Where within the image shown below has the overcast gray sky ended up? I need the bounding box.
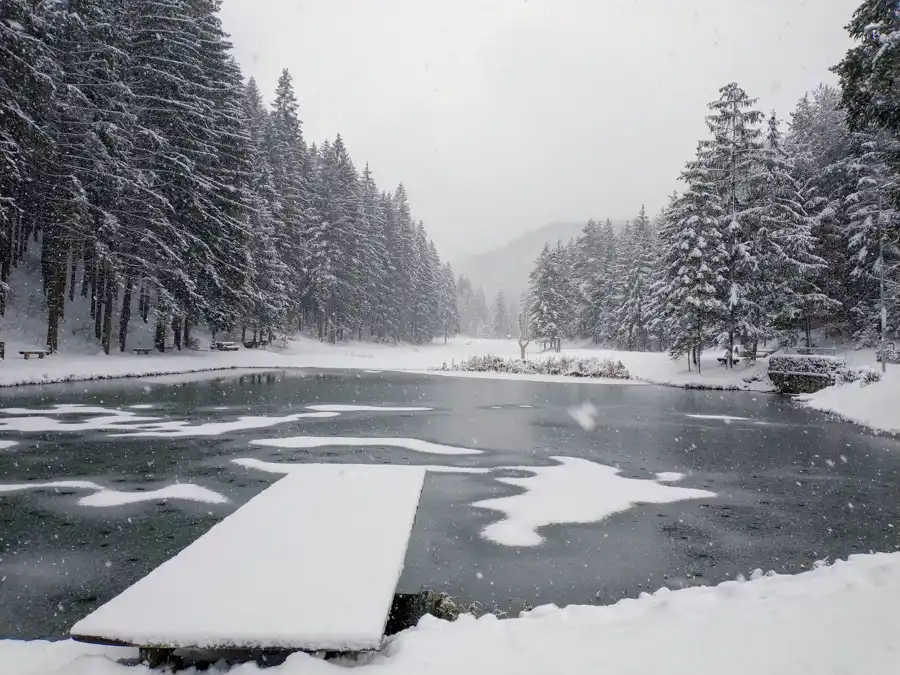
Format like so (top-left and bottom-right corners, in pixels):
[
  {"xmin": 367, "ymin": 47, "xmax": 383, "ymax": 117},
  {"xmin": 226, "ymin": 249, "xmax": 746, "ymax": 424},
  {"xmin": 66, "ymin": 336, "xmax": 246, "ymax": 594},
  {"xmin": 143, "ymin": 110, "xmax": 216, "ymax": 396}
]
[{"xmin": 220, "ymin": 0, "xmax": 859, "ymax": 261}]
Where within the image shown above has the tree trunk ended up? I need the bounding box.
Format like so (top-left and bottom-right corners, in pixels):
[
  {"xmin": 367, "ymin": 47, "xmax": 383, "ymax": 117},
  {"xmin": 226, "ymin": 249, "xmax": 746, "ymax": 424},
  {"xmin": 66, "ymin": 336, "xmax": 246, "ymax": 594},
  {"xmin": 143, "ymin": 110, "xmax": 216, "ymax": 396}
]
[
  {"xmin": 119, "ymin": 276, "xmax": 133, "ymax": 352},
  {"xmin": 172, "ymin": 317, "xmax": 182, "ymax": 350},
  {"xmin": 45, "ymin": 269, "xmax": 65, "ymax": 354},
  {"xmin": 102, "ymin": 272, "xmax": 114, "ymax": 355},
  {"xmin": 68, "ymin": 247, "xmax": 77, "ymax": 303},
  {"xmin": 154, "ymin": 319, "xmax": 166, "ymax": 352},
  {"xmin": 241, "ymin": 325, "xmax": 247, "ymax": 342},
  {"xmin": 727, "ymin": 329, "xmax": 734, "ymax": 369},
  {"xmin": 94, "ymin": 265, "xmax": 104, "ymax": 340},
  {"xmin": 183, "ymin": 317, "xmax": 191, "ymax": 348}
]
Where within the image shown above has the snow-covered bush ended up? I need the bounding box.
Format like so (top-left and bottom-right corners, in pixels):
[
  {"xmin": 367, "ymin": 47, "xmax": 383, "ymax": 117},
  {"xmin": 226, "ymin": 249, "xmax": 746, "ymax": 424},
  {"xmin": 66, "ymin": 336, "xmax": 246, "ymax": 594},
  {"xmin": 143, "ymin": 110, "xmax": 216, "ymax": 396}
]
[
  {"xmin": 834, "ymin": 365, "xmax": 883, "ymax": 387},
  {"xmin": 768, "ymin": 354, "xmax": 844, "ymax": 377},
  {"xmin": 442, "ymin": 355, "xmax": 631, "ymax": 380}
]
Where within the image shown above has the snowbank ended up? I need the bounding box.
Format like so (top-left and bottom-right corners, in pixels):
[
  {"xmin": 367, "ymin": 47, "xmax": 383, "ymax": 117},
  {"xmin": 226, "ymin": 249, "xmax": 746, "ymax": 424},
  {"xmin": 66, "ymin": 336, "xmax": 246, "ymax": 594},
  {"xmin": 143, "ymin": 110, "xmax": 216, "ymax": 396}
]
[
  {"xmin": 4, "ymin": 551, "xmax": 900, "ymax": 674},
  {"xmin": 798, "ymin": 368, "xmax": 900, "ymax": 435}
]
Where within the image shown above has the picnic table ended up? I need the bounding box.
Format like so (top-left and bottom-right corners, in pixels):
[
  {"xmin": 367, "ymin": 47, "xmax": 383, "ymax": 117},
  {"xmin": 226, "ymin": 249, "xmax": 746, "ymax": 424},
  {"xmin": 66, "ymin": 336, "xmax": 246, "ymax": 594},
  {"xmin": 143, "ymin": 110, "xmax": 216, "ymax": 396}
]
[
  {"xmin": 213, "ymin": 341, "xmax": 240, "ymax": 352},
  {"xmin": 70, "ymin": 464, "xmax": 426, "ymax": 668},
  {"xmin": 133, "ymin": 348, "xmax": 152, "ymax": 355},
  {"xmin": 716, "ymin": 354, "xmax": 741, "ymax": 366},
  {"xmin": 19, "ymin": 349, "xmax": 47, "ymax": 360}
]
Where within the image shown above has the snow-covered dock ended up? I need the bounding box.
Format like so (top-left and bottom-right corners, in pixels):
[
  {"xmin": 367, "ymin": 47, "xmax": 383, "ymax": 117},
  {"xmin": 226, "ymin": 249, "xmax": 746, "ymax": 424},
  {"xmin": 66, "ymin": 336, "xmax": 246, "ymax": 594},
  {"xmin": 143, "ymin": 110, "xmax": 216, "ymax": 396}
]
[{"xmin": 70, "ymin": 465, "xmax": 426, "ymax": 657}]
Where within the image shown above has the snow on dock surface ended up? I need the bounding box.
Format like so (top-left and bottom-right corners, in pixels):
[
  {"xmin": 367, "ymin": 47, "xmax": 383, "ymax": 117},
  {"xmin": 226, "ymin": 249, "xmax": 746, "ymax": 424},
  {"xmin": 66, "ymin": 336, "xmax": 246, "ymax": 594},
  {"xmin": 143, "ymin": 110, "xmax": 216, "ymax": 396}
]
[
  {"xmin": 70, "ymin": 465, "xmax": 426, "ymax": 651},
  {"xmin": 7, "ymin": 551, "xmax": 900, "ymax": 674}
]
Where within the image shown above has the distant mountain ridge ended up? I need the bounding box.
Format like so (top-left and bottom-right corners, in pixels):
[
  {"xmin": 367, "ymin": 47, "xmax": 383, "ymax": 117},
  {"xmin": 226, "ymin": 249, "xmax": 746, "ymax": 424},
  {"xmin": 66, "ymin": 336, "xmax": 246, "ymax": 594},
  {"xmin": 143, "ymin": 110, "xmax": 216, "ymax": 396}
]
[{"xmin": 452, "ymin": 220, "xmax": 605, "ymax": 301}]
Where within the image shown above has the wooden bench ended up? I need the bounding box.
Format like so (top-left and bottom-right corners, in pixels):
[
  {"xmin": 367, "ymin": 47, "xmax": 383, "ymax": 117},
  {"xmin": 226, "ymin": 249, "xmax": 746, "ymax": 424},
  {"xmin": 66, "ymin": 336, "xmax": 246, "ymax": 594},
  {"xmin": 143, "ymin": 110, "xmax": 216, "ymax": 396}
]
[
  {"xmin": 133, "ymin": 348, "xmax": 153, "ymax": 356},
  {"xmin": 70, "ymin": 464, "xmax": 426, "ymax": 665},
  {"xmin": 213, "ymin": 341, "xmax": 240, "ymax": 352},
  {"xmin": 19, "ymin": 350, "xmax": 47, "ymax": 360}
]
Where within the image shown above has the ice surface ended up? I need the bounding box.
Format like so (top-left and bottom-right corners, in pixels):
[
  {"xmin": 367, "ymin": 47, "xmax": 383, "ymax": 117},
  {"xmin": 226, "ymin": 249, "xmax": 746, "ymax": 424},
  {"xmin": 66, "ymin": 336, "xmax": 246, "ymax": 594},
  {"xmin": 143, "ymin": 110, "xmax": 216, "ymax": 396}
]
[
  {"xmin": 306, "ymin": 404, "xmax": 432, "ymax": 412},
  {"xmin": 111, "ymin": 412, "xmax": 338, "ymax": 438},
  {"xmin": 0, "ymin": 480, "xmax": 228, "ymax": 507},
  {"xmin": 233, "ymin": 457, "xmax": 491, "ymax": 475},
  {"xmin": 250, "ymin": 436, "xmax": 482, "ymax": 456},
  {"xmin": 473, "ymin": 457, "xmax": 715, "ymax": 546},
  {"xmin": 70, "ymin": 465, "xmax": 425, "ymax": 651}
]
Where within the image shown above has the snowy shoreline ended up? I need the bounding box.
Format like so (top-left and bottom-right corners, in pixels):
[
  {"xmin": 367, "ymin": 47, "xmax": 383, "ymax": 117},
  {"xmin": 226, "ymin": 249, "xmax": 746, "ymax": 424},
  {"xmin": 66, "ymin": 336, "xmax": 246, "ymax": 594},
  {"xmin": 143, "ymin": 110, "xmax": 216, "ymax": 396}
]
[
  {"xmin": 0, "ymin": 336, "xmax": 894, "ymax": 437},
  {"xmin": 4, "ymin": 550, "xmax": 899, "ymax": 675}
]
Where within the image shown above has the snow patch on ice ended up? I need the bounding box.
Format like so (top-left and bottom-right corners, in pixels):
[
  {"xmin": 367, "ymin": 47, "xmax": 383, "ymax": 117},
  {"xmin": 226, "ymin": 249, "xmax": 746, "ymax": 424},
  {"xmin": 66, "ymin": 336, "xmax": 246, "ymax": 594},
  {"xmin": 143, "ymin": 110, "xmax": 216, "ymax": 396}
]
[
  {"xmin": 233, "ymin": 457, "xmax": 491, "ymax": 475},
  {"xmin": 0, "ymin": 440, "xmax": 18, "ymax": 450},
  {"xmin": 0, "ymin": 480, "xmax": 228, "ymax": 507},
  {"xmin": 306, "ymin": 404, "xmax": 432, "ymax": 413},
  {"xmin": 79, "ymin": 484, "xmax": 229, "ymax": 507},
  {"xmin": 473, "ymin": 457, "xmax": 715, "ymax": 547},
  {"xmin": 685, "ymin": 414, "xmax": 752, "ymax": 422},
  {"xmin": 112, "ymin": 412, "xmax": 338, "ymax": 438},
  {"xmin": 654, "ymin": 472, "xmax": 685, "ymax": 482},
  {"xmin": 0, "ymin": 412, "xmax": 158, "ymax": 433},
  {"xmin": 129, "ymin": 404, "xmax": 156, "ymax": 410},
  {"xmin": 250, "ymin": 436, "xmax": 482, "ymax": 456}
]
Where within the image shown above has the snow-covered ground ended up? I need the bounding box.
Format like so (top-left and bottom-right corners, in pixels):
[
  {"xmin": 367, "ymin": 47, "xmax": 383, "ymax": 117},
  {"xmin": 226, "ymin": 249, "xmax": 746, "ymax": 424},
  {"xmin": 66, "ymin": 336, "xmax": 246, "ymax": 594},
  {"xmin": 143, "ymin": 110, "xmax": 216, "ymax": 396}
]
[
  {"xmin": 4, "ymin": 550, "xmax": 899, "ymax": 675},
  {"xmin": 798, "ymin": 368, "xmax": 900, "ymax": 435}
]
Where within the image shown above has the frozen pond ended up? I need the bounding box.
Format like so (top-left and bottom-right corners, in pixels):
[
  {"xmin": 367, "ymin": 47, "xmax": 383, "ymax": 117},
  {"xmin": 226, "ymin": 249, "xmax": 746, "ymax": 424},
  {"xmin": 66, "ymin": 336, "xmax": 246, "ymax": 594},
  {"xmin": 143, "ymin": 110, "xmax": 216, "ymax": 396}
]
[{"xmin": 1, "ymin": 368, "xmax": 899, "ymax": 638}]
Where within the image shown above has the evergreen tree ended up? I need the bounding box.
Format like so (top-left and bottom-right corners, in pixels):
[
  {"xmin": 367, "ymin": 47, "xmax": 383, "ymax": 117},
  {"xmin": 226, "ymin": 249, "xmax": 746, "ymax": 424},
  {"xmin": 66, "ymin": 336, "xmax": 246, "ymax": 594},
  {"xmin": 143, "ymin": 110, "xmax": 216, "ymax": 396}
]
[
  {"xmin": 616, "ymin": 206, "xmax": 656, "ymax": 350},
  {"xmin": 491, "ymin": 291, "xmax": 510, "ymax": 337},
  {"xmin": 655, "ymin": 148, "xmax": 728, "ymax": 372},
  {"xmin": 844, "ymin": 129, "xmax": 900, "ymax": 345},
  {"xmin": 701, "ymin": 82, "xmax": 764, "ymax": 363},
  {"xmin": 268, "ymin": 69, "xmax": 311, "ymax": 326},
  {"xmin": 833, "ymin": 1, "xmax": 900, "ymax": 137},
  {"xmin": 438, "ymin": 263, "xmax": 459, "ymax": 342}
]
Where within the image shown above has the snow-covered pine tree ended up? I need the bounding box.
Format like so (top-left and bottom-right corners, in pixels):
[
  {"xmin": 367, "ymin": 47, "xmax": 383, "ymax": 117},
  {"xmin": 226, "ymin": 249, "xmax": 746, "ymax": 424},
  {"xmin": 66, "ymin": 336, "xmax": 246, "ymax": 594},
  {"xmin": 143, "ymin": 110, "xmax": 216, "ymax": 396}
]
[
  {"xmin": 191, "ymin": 2, "xmax": 255, "ymax": 338},
  {"xmin": 125, "ymin": 0, "xmax": 234, "ymax": 349},
  {"xmin": 528, "ymin": 243, "xmax": 570, "ymax": 350},
  {"xmin": 491, "ymin": 291, "xmax": 510, "ymax": 338},
  {"xmin": 834, "ymin": 0, "xmax": 900, "ymax": 138},
  {"xmin": 754, "ymin": 112, "xmax": 832, "ymax": 348},
  {"xmin": 786, "ymin": 85, "xmax": 855, "ymax": 336},
  {"xmin": 656, "ymin": 148, "xmax": 728, "ymax": 372},
  {"xmin": 438, "ymin": 263, "xmax": 459, "ymax": 343},
  {"xmin": 268, "ymin": 69, "xmax": 312, "ymax": 327},
  {"xmin": 392, "ymin": 184, "xmax": 418, "ymax": 341},
  {"xmin": 241, "ymin": 77, "xmax": 291, "ymax": 339},
  {"xmin": 0, "ymin": 2, "xmax": 58, "ymax": 312},
  {"xmin": 411, "ymin": 222, "xmax": 438, "ymax": 343},
  {"xmin": 701, "ymin": 82, "xmax": 764, "ymax": 364},
  {"xmin": 844, "ymin": 128, "xmax": 900, "ymax": 346},
  {"xmin": 615, "ymin": 206, "xmax": 656, "ymax": 351},
  {"xmin": 357, "ymin": 164, "xmax": 390, "ymax": 337}
]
